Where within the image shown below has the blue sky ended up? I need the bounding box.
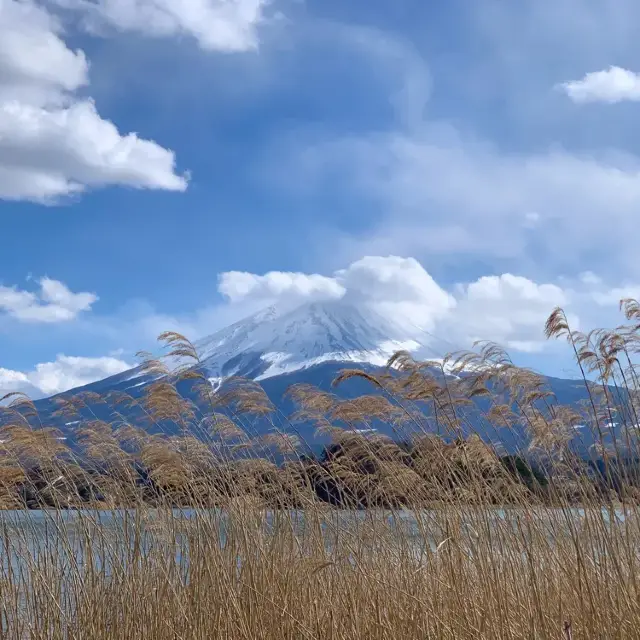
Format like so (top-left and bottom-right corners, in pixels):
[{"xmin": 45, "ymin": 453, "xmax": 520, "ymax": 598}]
[{"xmin": 3, "ymin": 0, "xmax": 640, "ymax": 396}]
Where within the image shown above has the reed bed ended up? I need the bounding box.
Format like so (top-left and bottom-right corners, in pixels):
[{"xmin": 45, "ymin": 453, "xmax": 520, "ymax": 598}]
[{"xmin": 0, "ymin": 303, "xmax": 640, "ymax": 637}]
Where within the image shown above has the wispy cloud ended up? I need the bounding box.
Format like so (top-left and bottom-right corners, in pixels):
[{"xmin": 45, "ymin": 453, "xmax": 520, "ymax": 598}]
[
  {"xmin": 278, "ymin": 122, "xmax": 640, "ymax": 279},
  {"xmin": 262, "ymin": 15, "xmax": 640, "ymax": 281},
  {"xmin": 51, "ymin": 0, "xmax": 271, "ymax": 52}
]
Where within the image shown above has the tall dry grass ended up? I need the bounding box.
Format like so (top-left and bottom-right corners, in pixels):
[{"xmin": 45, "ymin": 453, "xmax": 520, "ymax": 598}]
[{"xmin": 0, "ymin": 304, "xmax": 640, "ymax": 637}]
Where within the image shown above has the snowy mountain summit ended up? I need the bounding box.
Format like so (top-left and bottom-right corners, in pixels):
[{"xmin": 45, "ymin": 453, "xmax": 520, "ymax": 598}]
[
  {"xmin": 6, "ymin": 298, "xmax": 606, "ymax": 457},
  {"xmin": 193, "ymin": 301, "xmax": 432, "ymax": 381}
]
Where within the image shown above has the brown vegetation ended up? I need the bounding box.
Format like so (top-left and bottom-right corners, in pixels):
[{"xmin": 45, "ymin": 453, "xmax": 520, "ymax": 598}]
[{"xmin": 0, "ymin": 303, "xmax": 640, "ymax": 637}]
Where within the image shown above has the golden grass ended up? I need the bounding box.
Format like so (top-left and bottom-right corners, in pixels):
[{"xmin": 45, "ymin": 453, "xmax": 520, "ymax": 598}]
[
  {"xmin": 0, "ymin": 505, "xmax": 637, "ymax": 638},
  {"xmin": 1, "ymin": 303, "xmax": 640, "ymax": 637}
]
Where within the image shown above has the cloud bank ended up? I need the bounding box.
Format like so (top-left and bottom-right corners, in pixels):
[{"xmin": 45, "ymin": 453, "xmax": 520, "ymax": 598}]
[
  {"xmin": 218, "ymin": 256, "xmax": 583, "ymax": 354},
  {"xmin": 285, "ymin": 123, "xmax": 640, "ymax": 280},
  {"xmin": 4, "ymin": 256, "xmax": 637, "ymax": 397}
]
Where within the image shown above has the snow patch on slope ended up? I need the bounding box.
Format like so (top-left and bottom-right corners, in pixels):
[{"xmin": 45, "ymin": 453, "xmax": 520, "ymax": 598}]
[
  {"xmin": 194, "ymin": 301, "xmax": 434, "ymax": 381},
  {"xmin": 254, "ymin": 339, "xmax": 422, "ymax": 380}
]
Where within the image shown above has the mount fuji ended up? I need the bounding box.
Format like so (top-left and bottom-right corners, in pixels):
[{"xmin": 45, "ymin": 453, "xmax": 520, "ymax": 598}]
[
  {"xmin": 0, "ymin": 300, "xmax": 611, "ymax": 454},
  {"xmin": 192, "ymin": 300, "xmax": 436, "ymax": 382}
]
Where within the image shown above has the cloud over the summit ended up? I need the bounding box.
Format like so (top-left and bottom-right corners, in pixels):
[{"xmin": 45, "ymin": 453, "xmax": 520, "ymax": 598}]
[
  {"xmin": 218, "ymin": 270, "xmax": 346, "ymax": 303},
  {"xmin": 217, "ymin": 256, "xmax": 579, "ymax": 352},
  {"xmin": 336, "ymin": 256, "xmax": 452, "ymax": 306}
]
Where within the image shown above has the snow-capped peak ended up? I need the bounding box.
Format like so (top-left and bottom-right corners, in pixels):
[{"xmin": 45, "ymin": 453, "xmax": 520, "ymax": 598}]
[{"xmin": 194, "ymin": 300, "xmax": 433, "ymax": 380}]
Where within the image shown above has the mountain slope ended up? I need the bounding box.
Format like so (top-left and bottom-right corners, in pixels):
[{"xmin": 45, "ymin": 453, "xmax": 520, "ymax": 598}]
[
  {"xmin": 193, "ymin": 301, "xmax": 432, "ymax": 381},
  {"xmin": 0, "ymin": 300, "xmax": 617, "ymax": 456}
]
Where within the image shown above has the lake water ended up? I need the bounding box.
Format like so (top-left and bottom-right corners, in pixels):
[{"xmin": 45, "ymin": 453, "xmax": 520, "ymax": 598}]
[
  {"xmin": 0, "ymin": 506, "xmax": 635, "ymax": 635},
  {"xmin": 0, "ymin": 505, "xmax": 632, "ymax": 572}
]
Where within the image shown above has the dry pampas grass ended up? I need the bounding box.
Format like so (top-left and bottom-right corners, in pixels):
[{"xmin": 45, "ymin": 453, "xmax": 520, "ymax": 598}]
[{"xmin": 2, "ymin": 304, "xmax": 640, "ymax": 636}]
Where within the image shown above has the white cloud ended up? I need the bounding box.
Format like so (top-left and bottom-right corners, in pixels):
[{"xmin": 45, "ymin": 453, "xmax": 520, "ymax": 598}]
[
  {"xmin": 0, "ymin": 0, "xmax": 187, "ymax": 202},
  {"xmin": 51, "ymin": 0, "xmax": 269, "ymax": 52},
  {"xmin": 0, "ymin": 354, "xmax": 131, "ymax": 399},
  {"xmin": 453, "ymin": 274, "xmax": 570, "ymax": 352},
  {"xmin": 0, "ymin": 0, "xmax": 88, "ymax": 105},
  {"xmin": 217, "ymin": 256, "xmax": 572, "ymax": 352},
  {"xmin": 463, "ymin": 274, "xmax": 566, "ymax": 305},
  {"xmin": 5, "ymin": 259, "xmax": 630, "ymax": 396},
  {"xmin": 262, "ymin": 16, "xmax": 640, "ymax": 282},
  {"xmin": 219, "ymin": 256, "xmax": 457, "ymax": 332},
  {"xmin": 0, "ymin": 368, "xmax": 34, "ymax": 398},
  {"xmin": 0, "ymin": 277, "xmax": 96, "ymax": 323},
  {"xmin": 465, "ymin": 1, "xmax": 640, "ymax": 117},
  {"xmin": 337, "ymin": 256, "xmax": 456, "ymax": 333},
  {"xmin": 0, "ymin": 99, "xmax": 187, "ymax": 200},
  {"xmin": 289, "ymin": 126, "xmax": 640, "ymax": 278},
  {"xmin": 218, "ymin": 270, "xmax": 346, "ymax": 303},
  {"xmin": 218, "ymin": 256, "xmax": 456, "ymax": 333},
  {"xmin": 560, "ymin": 67, "xmax": 640, "ymax": 104},
  {"xmin": 27, "ymin": 354, "xmax": 131, "ymax": 395},
  {"xmin": 337, "ymin": 256, "xmax": 449, "ymax": 305},
  {"xmin": 579, "ymin": 271, "xmax": 602, "ymax": 286},
  {"xmin": 590, "ymin": 285, "xmax": 640, "ymax": 307}
]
